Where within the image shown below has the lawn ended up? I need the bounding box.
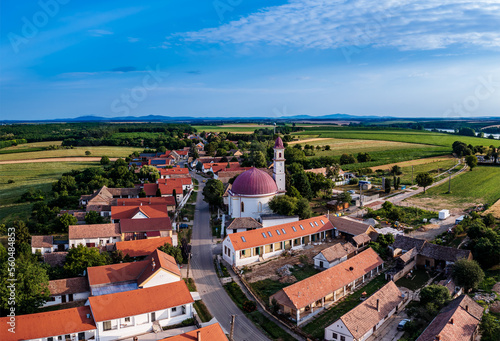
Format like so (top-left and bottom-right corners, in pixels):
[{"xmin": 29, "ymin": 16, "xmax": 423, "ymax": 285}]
[
  {"xmin": 301, "ymin": 274, "xmax": 388, "ymax": 340},
  {"xmin": 193, "ymin": 300, "xmax": 212, "ymax": 323},
  {"xmin": 0, "ymin": 161, "xmax": 99, "ymax": 223},
  {"xmin": 0, "ymin": 145, "xmax": 142, "ymax": 161},
  {"xmin": 415, "ymin": 166, "xmax": 500, "ymax": 207},
  {"xmin": 295, "ymin": 128, "xmax": 494, "ymax": 147},
  {"xmin": 395, "ymin": 268, "xmax": 430, "ymax": 291}
]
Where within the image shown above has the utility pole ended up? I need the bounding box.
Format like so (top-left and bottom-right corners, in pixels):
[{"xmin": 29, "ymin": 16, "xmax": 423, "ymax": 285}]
[
  {"xmin": 229, "ymin": 315, "xmax": 236, "ymax": 341},
  {"xmin": 448, "ymin": 171, "xmax": 452, "ymax": 194}
]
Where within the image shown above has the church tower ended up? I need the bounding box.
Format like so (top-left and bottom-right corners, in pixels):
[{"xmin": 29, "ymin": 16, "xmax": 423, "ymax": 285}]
[{"xmin": 273, "ymin": 137, "xmax": 286, "ymax": 193}]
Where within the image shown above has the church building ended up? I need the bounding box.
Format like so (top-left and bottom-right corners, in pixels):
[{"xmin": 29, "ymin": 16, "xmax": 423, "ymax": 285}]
[{"xmin": 227, "ymin": 137, "xmax": 286, "ymax": 220}]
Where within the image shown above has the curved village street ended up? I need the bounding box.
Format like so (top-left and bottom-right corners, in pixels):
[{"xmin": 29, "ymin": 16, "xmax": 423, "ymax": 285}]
[{"xmin": 189, "ymin": 172, "xmax": 271, "ymax": 341}]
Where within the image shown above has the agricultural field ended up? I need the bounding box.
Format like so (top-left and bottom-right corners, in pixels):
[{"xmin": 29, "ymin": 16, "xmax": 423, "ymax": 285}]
[
  {"xmin": 405, "ymin": 166, "xmax": 500, "ymax": 211},
  {"xmin": 192, "ymin": 124, "xmax": 275, "ymax": 133},
  {"xmin": 0, "ymin": 145, "xmax": 142, "ymax": 161},
  {"xmin": 294, "ymin": 128, "xmax": 497, "ymax": 147},
  {"xmin": 0, "ymin": 161, "xmax": 99, "ymax": 223}
]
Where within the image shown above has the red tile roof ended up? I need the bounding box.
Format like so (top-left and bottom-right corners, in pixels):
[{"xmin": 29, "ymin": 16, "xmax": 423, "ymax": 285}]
[
  {"xmin": 116, "ymin": 197, "xmax": 176, "ymax": 207},
  {"xmin": 143, "ymin": 183, "xmax": 159, "ymax": 196},
  {"xmin": 271, "ymin": 248, "xmax": 383, "ymax": 310},
  {"xmin": 227, "ymin": 215, "xmax": 333, "ymax": 251},
  {"xmin": 160, "ymin": 167, "xmax": 189, "ymax": 175},
  {"xmin": 161, "ymin": 323, "xmax": 228, "ymax": 341},
  {"xmin": 338, "ymin": 281, "xmax": 403, "ymax": 339},
  {"xmin": 0, "ymin": 306, "xmax": 96, "ymax": 341},
  {"xmin": 48, "ymin": 277, "xmax": 90, "ymax": 295},
  {"xmin": 115, "ymin": 237, "xmax": 173, "ymax": 257},
  {"xmin": 318, "ymin": 242, "xmax": 357, "ymax": 263},
  {"xmin": 31, "ymin": 235, "xmax": 53, "ymax": 248},
  {"xmin": 68, "ymin": 223, "xmax": 120, "ymax": 240},
  {"xmin": 120, "ymin": 217, "xmax": 172, "ymax": 233},
  {"xmin": 159, "ymin": 183, "xmax": 184, "ymax": 196},
  {"xmin": 137, "ymin": 249, "xmax": 181, "ymax": 285},
  {"xmin": 111, "ymin": 205, "xmax": 170, "ymax": 219},
  {"xmin": 88, "ymin": 281, "xmax": 193, "ymax": 322}
]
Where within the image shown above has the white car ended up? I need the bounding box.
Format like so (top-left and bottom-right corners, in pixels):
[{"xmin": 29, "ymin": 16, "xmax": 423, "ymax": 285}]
[{"xmin": 398, "ymin": 319, "xmax": 410, "ymax": 331}]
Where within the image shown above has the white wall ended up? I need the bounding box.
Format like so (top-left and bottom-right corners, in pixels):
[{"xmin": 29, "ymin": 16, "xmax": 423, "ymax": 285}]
[
  {"xmin": 313, "ymin": 254, "xmax": 348, "ymax": 269},
  {"xmin": 141, "ymin": 269, "xmax": 181, "ymax": 288},
  {"xmin": 32, "ymin": 246, "xmax": 55, "ymax": 255},
  {"xmin": 261, "ymin": 216, "xmax": 299, "ymax": 228},
  {"xmin": 42, "ymin": 291, "xmax": 90, "ymax": 308},
  {"xmin": 27, "ymin": 329, "xmax": 96, "ymax": 341},
  {"xmin": 228, "ymin": 194, "xmax": 274, "ymax": 220},
  {"xmin": 96, "ymin": 304, "xmax": 193, "ymax": 341},
  {"xmin": 70, "ymin": 236, "xmax": 121, "ymax": 248},
  {"xmin": 325, "ymin": 319, "xmax": 354, "ymax": 341}
]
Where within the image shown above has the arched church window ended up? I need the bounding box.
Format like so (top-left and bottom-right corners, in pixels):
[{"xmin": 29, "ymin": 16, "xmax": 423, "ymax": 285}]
[
  {"xmin": 278, "ymin": 152, "xmax": 282, "ymax": 158},
  {"xmin": 241, "ymin": 202, "xmax": 244, "ymax": 212},
  {"xmin": 258, "ymin": 202, "xmax": 262, "ymax": 212}
]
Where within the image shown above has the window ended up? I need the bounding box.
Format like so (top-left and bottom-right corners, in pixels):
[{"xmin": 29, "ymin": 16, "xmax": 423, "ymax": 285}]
[
  {"xmin": 78, "ymin": 332, "xmax": 85, "ymax": 341},
  {"xmin": 262, "ymin": 233, "xmax": 267, "ymax": 238},
  {"xmin": 151, "ymin": 312, "xmax": 156, "ymax": 322},
  {"xmin": 314, "ymin": 221, "xmax": 319, "ymax": 226},
  {"xmin": 267, "ymin": 231, "xmax": 272, "ymax": 237},
  {"xmin": 258, "ymin": 202, "xmax": 262, "ymax": 212},
  {"xmin": 49, "ymin": 296, "xmax": 56, "ymax": 301},
  {"xmin": 65, "ymin": 335, "xmax": 70, "ymax": 341},
  {"xmin": 320, "ymin": 261, "xmax": 324, "ymax": 268},
  {"xmin": 125, "ymin": 317, "xmax": 130, "ymax": 322},
  {"xmin": 172, "ymin": 307, "xmax": 177, "ymax": 312},
  {"xmin": 332, "ymin": 333, "xmax": 338, "ymax": 340},
  {"xmin": 103, "ymin": 321, "xmax": 112, "ymax": 331},
  {"xmin": 299, "ymin": 225, "xmax": 304, "ymax": 230},
  {"xmin": 281, "ymin": 228, "xmax": 286, "ymax": 234},
  {"xmin": 241, "ymin": 237, "xmax": 246, "ymax": 242},
  {"xmin": 241, "ymin": 202, "xmax": 244, "ymax": 212},
  {"xmin": 320, "ymin": 219, "xmax": 325, "ymax": 224},
  {"xmin": 276, "ymin": 230, "xmax": 281, "ymax": 235},
  {"xmin": 48, "ymin": 338, "xmax": 54, "ymax": 341},
  {"xmin": 341, "ymin": 336, "xmax": 346, "ymax": 341},
  {"xmin": 292, "ymin": 226, "xmax": 297, "ymax": 232},
  {"xmin": 279, "ymin": 152, "xmax": 282, "ymax": 158},
  {"xmin": 310, "ymin": 222, "xmax": 314, "ymax": 227}
]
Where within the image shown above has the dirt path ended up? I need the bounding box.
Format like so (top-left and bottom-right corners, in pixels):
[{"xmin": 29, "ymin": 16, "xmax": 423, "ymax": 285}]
[
  {"xmin": 370, "ymin": 155, "xmax": 454, "ymax": 171},
  {"xmin": 0, "ymin": 157, "xmax": 119, "ymax": 165},
  {"xmin": 288, "ymin": 137, "xmax": 332, "ymax": 145}
]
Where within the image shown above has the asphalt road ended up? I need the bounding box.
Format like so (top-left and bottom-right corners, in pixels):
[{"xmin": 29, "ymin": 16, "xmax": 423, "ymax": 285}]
[{"xmin": 189, "ymin": 172, "xmax": 271, "ymax": 341}]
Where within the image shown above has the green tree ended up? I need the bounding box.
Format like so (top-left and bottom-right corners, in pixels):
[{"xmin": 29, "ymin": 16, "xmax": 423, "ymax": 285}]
[
  {"xmin": 340, "ymin": 153, "xmax": 356, "ymax": 165},
  {"xmin": 296, "ymin": 198, "xmax": 313, "ymax": 220},
  {"xmin": 480, "ymin": 313, "xmax": 500, "ymax": 341},
  {"xmin": 292, "ymin": 172, "xmax": 313, "ymax": 200},
  {"xmin": 0, "ymin": 254, "xmax": 50, "ymax": 315},
  {"xmin": 158, "ymin": 243, "xmax": 183, "ymax": 263},
  {"xmin": 11, "ymin": 220, "xmax": 31, "ymax": 248},
  {"xmin": 356, "ymin": 152, "xmax": 372, "ymax": 163},
  {"xmin": 391, "ymin": 165, "xmax": 402, "ymax": 175},
  {"xmin": 465, "ymin": 155, "xmax": 478, "ymax": 171},
  {"xmin": 56, "ymin": 213, "xmax": 78, "ymax": 233},
  {"xmin": 419, "ymin": 284, "xmax": 450, "ymax": 307},
  {"xmin": 156, "ymin": 187, "xmax": 162, "ymax": 197},
  {"xmin": 451, "ymin": 258, "xmax": 485, "ymax": 291},
  {"xmin": 393, "ymin": 176, "xmax": 400, "ymax": 190},
  {"xmin": 64, "ymin": 245, "xmax": 109, "ymax": 277},
  {"xmin": 85, "ymin": 150, "xmax": 91, "ymax": 156},
  {"xmin": 139, "ymin": 189, "xmax": 147, "ymax": 198},
  {"xmin": 415, "ymin": 172, "xmax": 433, "ymax": 193},
  {"xmin": 84, "ymin": 211, "xmax": 105, "ymax": 224},
  {"xmin": 202, "ymin": 179, "xmax": 224, "ymax": 208},
  {"xmin": 384, "ymin": 178, "xmax": 391, "ymax": 194},
  {"xmin": 251, "ymin": 150, "xmax": 267, "ymax": 168}
]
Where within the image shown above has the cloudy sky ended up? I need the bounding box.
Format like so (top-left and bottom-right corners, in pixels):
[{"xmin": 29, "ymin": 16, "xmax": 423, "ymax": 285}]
[{"xmin": 1, "ymin": 0, "xmax": 499, "ymax": 120}]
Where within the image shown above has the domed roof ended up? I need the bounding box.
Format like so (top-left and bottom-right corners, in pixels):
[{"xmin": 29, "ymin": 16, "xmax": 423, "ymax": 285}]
[
  {"xmin": 231, "ymin": 168, "xmax": 278, "ymax": 195},
  {"xmin": 274, "ymin": 137, "xmax": 284, "ymax": 149}
]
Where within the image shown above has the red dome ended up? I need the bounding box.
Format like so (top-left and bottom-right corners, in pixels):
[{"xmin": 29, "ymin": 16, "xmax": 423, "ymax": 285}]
[
  {"xmin": 231, "ymin": 168, "xmax": 278, "ymax": 195},
  {"xmin": 274, "ymin": 137, "xmax": 284, "ymax": 149}
]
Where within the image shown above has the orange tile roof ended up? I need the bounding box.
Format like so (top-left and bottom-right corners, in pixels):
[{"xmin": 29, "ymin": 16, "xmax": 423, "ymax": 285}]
[
  {"xmin": 68, "ymin": 223, "xmax": 120, "ymax": 240},
  {"xmin": 111, "ymin": 205, "xmax": 170, "ymax": 219},
  {"xmin": 338, "ymin": 281, "xmax": 403, "ymax": 339},
  {"xmin": 88, "ymin": 281, "xmax": 193, "ymax": 322},
  {"xmin": 116, "ymin": 197, "xmax": 176, "ymax": 207},
  {"xmin": 161, "ymin": 323, "xmax": 227, "ymax": 341},
  {"xmin": 49, "ymin": 277, "xmax": 90, "ymax": 296},
  {"xmin": 116, "ymin": 237, "xmax": 173, "ymax": 257},
  {"xmin": 158, "ymin": 177, "xmax": 192, "ymax": 186},
  {"xmin": 227, "ymin": 215, "xmax": 333, "ymax": 251},
  {"xmin": 159, "ymin": 183, "xmax": 184, "ymax": 196},
  {"xmin": 0, "ymin": 306, "xmax": 96, "ymax": 341},
  {"xmin": 416, "ymin": 295, "xmax": 483, "ymax": 341},
  {"xmin": 137, "ymin": 249, "xmax": 181, "ymax": 285},
  {"xmin": 271, "ymin": 248, "xmax": 383, "ymax": 310},
  {"xmin": 160, "ymin": 167, "xmax": 189, "ymax": 175},
  {"xmin": 319, "ymin": 242, "xmax": 357, "ymax": 263},
  {"xmin": 119, "ymin": 217, "xmax": 172, "ymax": 233},
  {"xmin": 31, "ymin": 235, "xmax": 53, "ymax": 248}
]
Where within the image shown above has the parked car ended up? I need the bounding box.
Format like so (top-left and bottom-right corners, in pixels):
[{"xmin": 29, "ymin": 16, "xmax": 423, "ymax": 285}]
[
  {"xmin": 179, "ymin": 223, "xmax": 189, "ymax": 229},
  {"xmin": 398, "ymin": 319, "xmax": 411, "ymax": 331}
]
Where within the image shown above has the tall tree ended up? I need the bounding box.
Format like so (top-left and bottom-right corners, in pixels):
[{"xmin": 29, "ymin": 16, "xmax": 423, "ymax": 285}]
[
  {"xmin": 465, "ymin": 155, "xmax": 478, "ymax": 171},
  {"xmin": 64, "ymin": 245, "xmax": 109, "ymax": 277},
  {"xmin": 415, "ymin": 172, "xmax": 433, "ymax": 193},
  {"xmin": 202, "ymin": 179, "xmax": 224, "ymax": 208},
  {"xmin": 451, "ymin": 258, "xmax": 485, "ymax": 291}
]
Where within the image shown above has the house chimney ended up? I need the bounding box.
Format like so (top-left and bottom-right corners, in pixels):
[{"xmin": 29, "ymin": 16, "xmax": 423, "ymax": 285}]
[
  {"xmin": 376, "ymin": 299, "xmax": 380, "ymax": 312},
  {"xmin": 197, "ymin": 331, "xmax": 201, "ymax": 341},
  {"xmin": 140, "ymin": 202, "xmax": 143, "ymax": 206},
  {"xmin": 465, "ymin": 305, "xmax": 469, "ymax": 312},
  {"xmin": 450, "ymin": 318, "xmax": 454, "ymax": 325}
]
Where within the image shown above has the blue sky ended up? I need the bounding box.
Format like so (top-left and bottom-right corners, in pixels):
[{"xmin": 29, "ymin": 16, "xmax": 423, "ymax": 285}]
[{"xmin": 1, "ymin": 0, "xmax": 499, "ymax": 120}]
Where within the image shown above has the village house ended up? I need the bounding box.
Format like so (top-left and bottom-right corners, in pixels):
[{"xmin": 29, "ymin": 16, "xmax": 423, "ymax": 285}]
[
  {"xmin": 161, "ymin": 323, "xmax": 228, "ymax": 341},
  {"xmin": 88, "ymin": 281, "xmax": 194, "ymax": 341},
  {"xmin": 31, "ymin": 235, "xmax": 56, "ymax": 254},
  {"xmin": 271, "ymin": 248, "xmax": 384, "ymax": 325},
  {"xmin": 43, "ymin": 277, "xmax": 90, "ymax": 308},
  {"xmin": 0, "ymin": 306, "xmax": 97, "ymax": 341},
  {"xmin": 158, "ymin": 177, "xmax": 193, "ymax": 191},
  {"xmin": 416, "ymin": 295, "xmax": 483, "ymax": 341},
  {"xmin": 325, "ymin": 281, "xmax": 404, "ymax": 341},
  {"xmin": 80, "ymin": 186, "xmax": 140, "ymax": 208},
  {"xmin": 222, "ymin": 215, "xmax": 336, "ymax": 267},
  {"xmin": 87, "ymin": 249, "xmax": 181, "ymax": 296},
  {"xmin": 159, "ymin": 166, "xmax": 190, "ymax": 179},
  {"xmin": 313, "ymin": 242, "xmax": 357, "ymax": 270},
  {"xmin": 328, "ymin": 216, "xmax": 378, "ymax": 243},
  {"xmin": 111, "ymin": 205, "xmax": 170, "ymax": 223},
  {"xmin": 120, "ymin": 217, "xmax": 173, "ymax": 241},
  {"xmin": 115, "ymin": 236, "xmax": 173, "ymax": 257},
  {"xmin": 68, "ymin": 223, "xmax": 121, "ymax": 248},
  {"xmin": 116, "ymin": 197, "xmax": 176, "ymax": 212},
  {"xmin": 225, "ymin": 217, "xmax": 263, "ymax": 235}
]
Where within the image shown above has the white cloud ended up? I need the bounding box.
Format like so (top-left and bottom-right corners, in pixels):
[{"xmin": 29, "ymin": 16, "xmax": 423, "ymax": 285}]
[
  {"xmin": 88, "ymin": 29, "xmax": 114, "ymax": 37},
  {"xmin": 178, "ymin": 0, "xmax": 500, "ymax": 51},
  {"xmin": 128, "ymin": 37, "xmax": 140, "ymax": 43}
]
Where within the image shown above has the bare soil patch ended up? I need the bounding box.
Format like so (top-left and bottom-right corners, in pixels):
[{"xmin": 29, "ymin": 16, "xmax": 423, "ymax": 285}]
[
  {"xmin": 404, "ymin": 196, "xmax": 473, "ymax": 213},
  {"xmin": 244, "ymin": 241, "xmax": 341, "ymax": 283},
  {"xmin": 484, "ymin": 199, "xmax": 500, "ymax": 219},
  {"xmin": 370, "ymin": 155, "xmax": 454, "ymax": 171},
  {"xmin": 0, "ymin": 157, "xmax": 118, "ymax": 165},
  {"xmin": 288, "ymin": 138, "xmax": 332, "ymax": 145}
]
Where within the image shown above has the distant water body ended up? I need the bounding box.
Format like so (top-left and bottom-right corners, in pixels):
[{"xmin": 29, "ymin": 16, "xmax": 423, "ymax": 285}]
[{"xmin": 425, "ymin": 128, "xmax": 500, "ymax": 140}]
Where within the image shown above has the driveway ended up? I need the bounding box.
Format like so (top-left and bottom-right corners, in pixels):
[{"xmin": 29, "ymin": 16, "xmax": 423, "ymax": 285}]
[
  {"xmin": 189, "ymin": 172, "xmax": 270, "ymax": 341},
  {"xmin": 366, "ymin": 312, "xmax": 409, "ymax": 341}
]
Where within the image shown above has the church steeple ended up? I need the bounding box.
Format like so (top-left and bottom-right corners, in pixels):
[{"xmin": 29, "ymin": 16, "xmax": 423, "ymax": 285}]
[{"xmin": 273, "ymin": 137, "xmax": 286, "ymax": 193}]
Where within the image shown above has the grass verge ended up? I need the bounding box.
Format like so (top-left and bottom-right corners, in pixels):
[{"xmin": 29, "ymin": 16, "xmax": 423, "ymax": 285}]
[
  {"xmin": 194, "ymin": 300, "xmax": 212, "ymax": 323},
  {"xmin": 184, "ymin": 278, "xmax": 197, "ymax": 292}
]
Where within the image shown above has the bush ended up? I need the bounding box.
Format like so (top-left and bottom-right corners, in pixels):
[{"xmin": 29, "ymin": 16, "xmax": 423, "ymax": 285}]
[
  {"xmin": 243, "ymin": 300, "xmax": 257, "ymax": 312},
  {"xmin": 350, "ymin": 178, "xmax": 359, "ymax": 185},
  {"xmin": 7, "ymin": 179, "xmax": 14, "ymax": 184},
  {"xmin": 85, "ymin": 150, "xmax": 91, "ymax": 155}
]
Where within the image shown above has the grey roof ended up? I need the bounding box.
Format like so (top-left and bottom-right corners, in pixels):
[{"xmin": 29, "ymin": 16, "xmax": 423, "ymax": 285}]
[
  {"xmin": 226, "ymin": 217, "xmax": 262, "ymax": 230},
  {"xmin": 318, "ymin": 242, "xmax": 357, "ymax": 262},
  {"xmin": 392, "ymin": 235, "xmax": 426, "ymax": 252},
  {"xmin": 328, "ymin": 216, "xmax": 373, "ymax": 236},
  {"xmin": 419, "ymin": 243, "xmax": 471, "ymax": 263}
]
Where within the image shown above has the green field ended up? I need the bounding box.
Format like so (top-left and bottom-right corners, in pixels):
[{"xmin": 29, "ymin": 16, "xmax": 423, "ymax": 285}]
[
  {"xmin": 398, "ymin": 159, "xmax": 457, "ymax": 184},
  {"xmin": 0, "ymin": 145, "xmax": 142, "ymax": 161},
  {"xmin": 295, "ymin": 128, "xmax": 496, "ymax": 147},
  {"xmin": 193, "ymin": 124, "xmax": 275, "ymax": 133},
  {"xmin": 0, "ymin": 162, "xmax": 99, "ymax": 223},
  {"xmin": 413, "ymin": 166, "xmax": 500, "ymax": 208}
]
